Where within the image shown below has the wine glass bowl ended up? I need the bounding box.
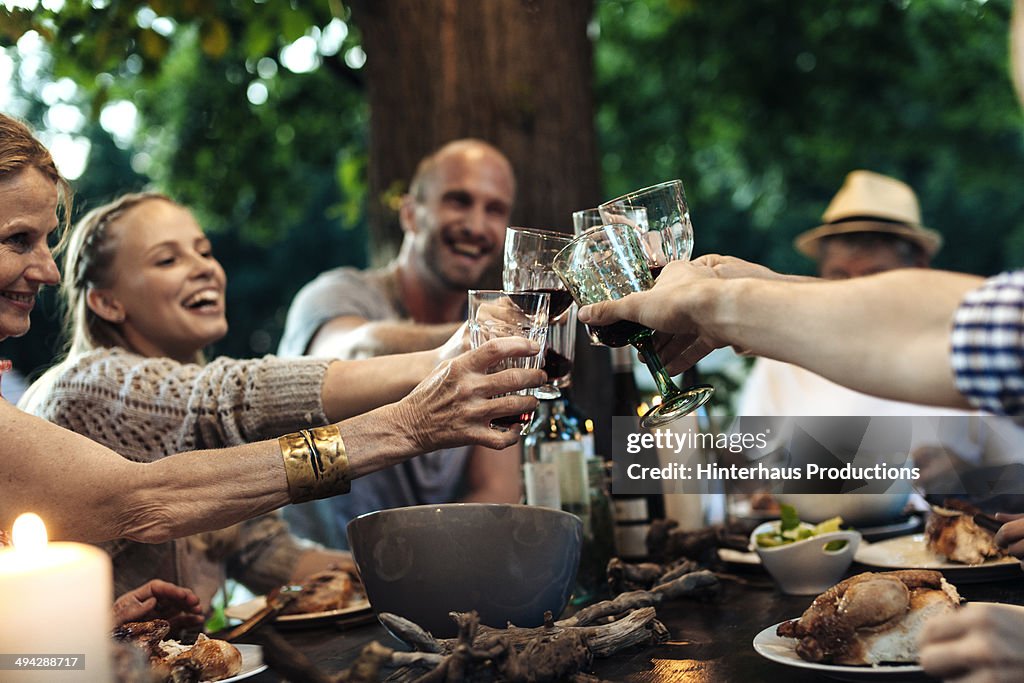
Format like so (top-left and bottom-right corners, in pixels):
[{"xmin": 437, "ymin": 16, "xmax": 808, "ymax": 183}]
[
  {"xmin": 571, "ymin": 207, "xmax": 604, "ymax": 235},
  {"xmin": 467, "ymin": 289, "xmax": 550, "ymax": 433},
  {"xmin": 599, "ymin": 179, "xmax": 694, "ymax": 272},
  {"xmin": 502, "ymin": 227, "xmax": 576, "ymax": 395},
  {"xmin": 552, "ymin": 224, "xmax": 713, "ymax": 428}
]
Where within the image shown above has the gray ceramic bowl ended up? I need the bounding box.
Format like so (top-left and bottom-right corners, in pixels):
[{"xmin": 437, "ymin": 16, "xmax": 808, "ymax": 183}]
[{"xmin": 347, "ymin": 503, "xmax": 582, "ymax": 638}]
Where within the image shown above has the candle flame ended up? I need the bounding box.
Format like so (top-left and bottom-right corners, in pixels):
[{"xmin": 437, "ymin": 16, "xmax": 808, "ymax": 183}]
[{"xmin": 12, "ymin": 513, "xmax": 47, "ymax": 552}]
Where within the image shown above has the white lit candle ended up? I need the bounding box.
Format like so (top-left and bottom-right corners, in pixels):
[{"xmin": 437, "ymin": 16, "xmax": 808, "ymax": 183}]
[{"xmin": 0, "ymin": 513, "xmax": 113, "ymax": 682}]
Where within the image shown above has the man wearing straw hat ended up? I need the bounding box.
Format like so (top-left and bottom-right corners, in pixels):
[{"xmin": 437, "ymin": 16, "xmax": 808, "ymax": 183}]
[
  {"xmin": 738, "ymin": 171, "xmax": 1024, "ymax": 503},
  {"xmin": 793, "ymin": 170, "xmax": 941, "ymax": 279},
  {"xmin": 738, "ymin": 170, "xmax": 950, "ymax": 416}
]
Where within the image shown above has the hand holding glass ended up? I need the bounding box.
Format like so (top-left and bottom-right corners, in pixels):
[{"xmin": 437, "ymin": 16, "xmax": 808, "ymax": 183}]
[
  {"xmin": 468, "ymin": 290, "xmax": 549, "ymax": 433},
  {"xmin": 502, "ymin": 227, "xmax": 575, "ymax": 396},
  {"xmin": 572, "ymin": 207, "xmax": 647, "ymax": 347},
  {"xmin": 552, "ymin": 224, "xmax": 713, "ymax": 427}
]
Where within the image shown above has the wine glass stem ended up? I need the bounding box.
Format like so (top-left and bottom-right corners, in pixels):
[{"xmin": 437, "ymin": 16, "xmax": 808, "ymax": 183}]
[{"xmin": 634, "ymin": 338, "xmax": 683, "ymax": 401}]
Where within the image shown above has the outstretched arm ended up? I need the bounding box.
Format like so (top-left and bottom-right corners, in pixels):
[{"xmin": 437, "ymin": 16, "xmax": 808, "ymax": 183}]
[
  {"xmin": 311, "ymin": 314, "xmax": 461, "ymax": 359},
  {"xmin": 1, "ymin": 337, "xmax": 544, "ymax": 544},
  {"xmin": 578, "ymin": 259, "xmax": 982, "ymax": 408},
  {"xmin": 319, "ymin": 323, "xmax": 469, "ymax": 421}
]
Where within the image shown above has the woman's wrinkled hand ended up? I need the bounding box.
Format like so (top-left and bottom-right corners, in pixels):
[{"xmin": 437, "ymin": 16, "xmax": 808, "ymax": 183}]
[
  {"xmin": 396, "ymin": 336, "xmax": 546, "ymax": 452},
  {"xmin": 919, "ymin": 602, "xmax": 1024, "ymax": 681},
  {"xmin": 112, "ymin": 579, "xmax": 205, "ymax": 629}
]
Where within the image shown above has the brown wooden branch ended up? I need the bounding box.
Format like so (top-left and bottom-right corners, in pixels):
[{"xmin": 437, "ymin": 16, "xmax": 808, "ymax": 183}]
[
  {"xmin": 380, "ymin": 606, "xmax": 664, "ymax": 682},
  {"xmin": 336, "ymin": 641, "xmax": 398, "ymax": 683},
  {"xmin": 560, "ymin": 569, "xmax": 718, "ymax": 628},
  {"xmin": 646, "ymin": 520, "xmax": 752, "ymax": 564},
  {"xmin": 656, "ymin": 559, "xmax": 701, "ymax": 585},
  {"xmin": 559, "ymin": 590, "xmax": 658, "ymax": 628},
  {"xmin": 607, "ymin": 557, "xmax": 664, "ymax": 590},
  {"xmin": 378, "ymin": 613, "xmax": 443, "ymax": 653},
  {"xmin": 651, "ymin": 569, "xmax": 720, "ymax": 601},
  {"xmin": 574, "ymin": 607, "xmax": 666, "ymax": 657}
]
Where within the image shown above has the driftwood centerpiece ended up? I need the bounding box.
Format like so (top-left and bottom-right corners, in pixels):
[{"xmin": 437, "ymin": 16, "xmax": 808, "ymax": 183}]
[
  {"xmin": 250, "ymin": 553, "xmax": 723, "ymax": 682},
  {"xmin": 361, "ymin": 568, "xmax": 718, "ymax": 682}
]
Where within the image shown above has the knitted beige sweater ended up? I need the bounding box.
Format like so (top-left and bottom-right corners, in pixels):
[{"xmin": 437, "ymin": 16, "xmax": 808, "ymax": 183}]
[{"xmin": 23, "ymin": 347, "xmax": 332, "ymax": 606}]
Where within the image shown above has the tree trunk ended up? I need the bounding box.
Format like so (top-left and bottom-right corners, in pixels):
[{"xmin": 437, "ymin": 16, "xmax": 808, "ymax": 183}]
[
  {"xmin": 349, "ymin": 0, "xmax": 612, "ymax": 456},
  {"xmin": 349, "ymin": 0, "xmax": 602, "ymax": 254}
]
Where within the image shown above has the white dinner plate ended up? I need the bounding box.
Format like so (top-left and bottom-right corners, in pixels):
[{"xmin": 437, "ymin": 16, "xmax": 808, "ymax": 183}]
[
  {"xmin": 224, "ymin": 594, "xmax": 372, "ymax": 625},
  {"xmin": 753, "ymin": 623, "xmax": 927, "ymax": 682},
  {"xmin": 854, "ymin": 534, "xmax": 1021, "ymax": 583},
  {"xmin": 213, "ymin": 644, "xmax": 266, "ymax": 683}
]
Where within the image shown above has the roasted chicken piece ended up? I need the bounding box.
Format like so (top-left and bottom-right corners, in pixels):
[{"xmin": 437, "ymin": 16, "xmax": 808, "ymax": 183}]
[
  {"xmin": 166, "ymin": 634, "xmax": 242, "ymax": 682},
  {"xmin": 280, "ymin": 567, "xmax": 354, "ymax": 614},
  {"xmin": 776, "ymin": 570, "xmax": 960, "ymax": 665},
  {"xmin": 926, "ymin": 500, "xmax": 1005, "ymax": 565},
  {"xmin": 112, "ymin": 620, "xmax": 242, "ymax": 682},
  {"xmin": 112, "ymin": 618, "xmax": 171, "ymax": 654}
]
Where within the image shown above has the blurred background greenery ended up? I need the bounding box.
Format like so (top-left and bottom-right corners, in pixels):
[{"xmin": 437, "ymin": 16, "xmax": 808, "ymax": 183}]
[{"xmin": 2, "ymin": 0, "xmax": 1023, "ymax": 385}]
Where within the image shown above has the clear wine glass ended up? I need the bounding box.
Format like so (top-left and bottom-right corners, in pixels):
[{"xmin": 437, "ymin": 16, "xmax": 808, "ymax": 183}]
[
  {"xmin": 572, "ymin": 206, "xmax": 648, "ymax": 347},
  {"xmin": 552, "ymin": 223, "xmax": 713, "ymax": 428},
  {"xmin": 467, "ymin": 289, "xmax": 550, "ymax": 434},
  {"xmin": 598, "ymin": 179, "xmax": 693, "ymax": 278},
  {"xmin": 502, "ymin": 227, "xmax": 574, "ymax": 398},
  {"xmin": 571, "ymin": 208, "xmax": 604, "ymax": 235}
]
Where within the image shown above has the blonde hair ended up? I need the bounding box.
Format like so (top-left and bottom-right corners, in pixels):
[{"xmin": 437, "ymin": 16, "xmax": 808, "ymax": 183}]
[
  {"xmin": 18, "ymin": 193, "xmax": 204, "ymax": 414},
  {"xmin": 59, "ymin": 192, "xmax": 180, "ymax": 356},
  {"xmin": 0, "ymin": 113, "xmax": 73, "ymax": 240}
]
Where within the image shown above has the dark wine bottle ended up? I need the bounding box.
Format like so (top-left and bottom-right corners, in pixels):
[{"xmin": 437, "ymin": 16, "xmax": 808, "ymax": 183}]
[{"xmin": 610, "ymin": 346, "xmax": 664, "ymax": 560}]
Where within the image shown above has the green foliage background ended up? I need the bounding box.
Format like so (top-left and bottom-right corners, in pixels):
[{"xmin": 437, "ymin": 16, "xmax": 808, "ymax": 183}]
[{"xmin": 3, "ymin": 0, "xmax": 1024, "ymax": 381}]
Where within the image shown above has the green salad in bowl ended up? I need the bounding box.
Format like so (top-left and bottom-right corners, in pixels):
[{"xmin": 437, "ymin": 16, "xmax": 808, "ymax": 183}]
[
  {"xmin": 749, "ymin": 504, "xmax": 863, "ymax": 595},
  {"xmin": 754, "ymin": 504, "xmax": 850, "ymax": 552}
]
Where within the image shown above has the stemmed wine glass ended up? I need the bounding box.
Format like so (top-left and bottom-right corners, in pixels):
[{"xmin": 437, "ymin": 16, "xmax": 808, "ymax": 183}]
[
  {"xmin": 503, "ymin": 227, "xmax": 574, "ymax": 399},
  {"xmin": 552, "ymin": 223, "xmax": 713, "ymax": 428},
  {"xmin": 598, "ymin": 179, "xmax": 693, "ymax": 278},
  {"xmin": 598, "ymin": 179, "xmax": 712, "ymax": 415}
]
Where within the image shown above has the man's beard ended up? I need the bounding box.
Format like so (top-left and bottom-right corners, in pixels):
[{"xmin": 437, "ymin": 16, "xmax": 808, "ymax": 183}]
[{"xmin": 421, "ymin": 236, "xmax": 489, "ymax": 292}]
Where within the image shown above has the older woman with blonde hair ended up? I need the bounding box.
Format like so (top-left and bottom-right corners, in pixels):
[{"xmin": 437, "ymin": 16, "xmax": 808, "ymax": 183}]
[
  {"xmin": 0, "ymin": 112, "xmax": 542, "ymax": 554},
  {"xmin": 19, "ymin": 187, "xmax": 535, "ymax": 605}
]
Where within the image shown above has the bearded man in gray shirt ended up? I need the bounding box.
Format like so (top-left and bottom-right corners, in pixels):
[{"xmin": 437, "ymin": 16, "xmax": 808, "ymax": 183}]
[{"xmin": 278, "ymin": 139, "xmax": 521, "ymax": 548}]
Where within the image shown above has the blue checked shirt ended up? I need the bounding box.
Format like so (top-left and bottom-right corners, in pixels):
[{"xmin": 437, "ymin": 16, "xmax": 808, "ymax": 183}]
[{"xmin": 950, "ymin": 271, "xmax": 1024, "ymax": 416}]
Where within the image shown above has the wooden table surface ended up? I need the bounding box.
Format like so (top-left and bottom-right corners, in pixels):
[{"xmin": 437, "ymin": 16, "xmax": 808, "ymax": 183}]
[{"xmin": 245, "ymin": 564, "xmax": 1024, "ymax": 682}]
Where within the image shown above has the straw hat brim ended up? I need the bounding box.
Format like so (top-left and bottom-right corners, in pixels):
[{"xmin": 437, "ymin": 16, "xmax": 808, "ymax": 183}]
[{"xmin": 794, "ymin": 220, "xmax": 943, "ymax": 260}]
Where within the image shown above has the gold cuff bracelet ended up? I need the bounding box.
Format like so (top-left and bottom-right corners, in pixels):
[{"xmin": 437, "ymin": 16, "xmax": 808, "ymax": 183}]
[{"xmin": 279, "ymin": 424, "xmax": 351, "ymax": 503}]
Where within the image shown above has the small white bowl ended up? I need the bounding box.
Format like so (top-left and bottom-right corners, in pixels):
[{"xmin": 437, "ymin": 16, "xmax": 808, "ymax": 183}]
[{"xmin": 750, "ymin": 520, "xmax": 862, "ymax": 595}]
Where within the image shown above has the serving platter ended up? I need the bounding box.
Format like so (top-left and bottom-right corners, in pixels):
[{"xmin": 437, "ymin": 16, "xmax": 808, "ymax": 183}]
[
  {"xmin": 854, "ymin": 534, "xmax": 1021, "ymax": 583},
  {"xmin": 213, "ymin": 644, "xmax": 266, "ymax": 683},
  {"xmin": 753, "ymin": 623, "xmax": 927, "ymax": 682},
  {"xmin": 225, "ymin": 594, "xmax": 373, "ymax": 626}
]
